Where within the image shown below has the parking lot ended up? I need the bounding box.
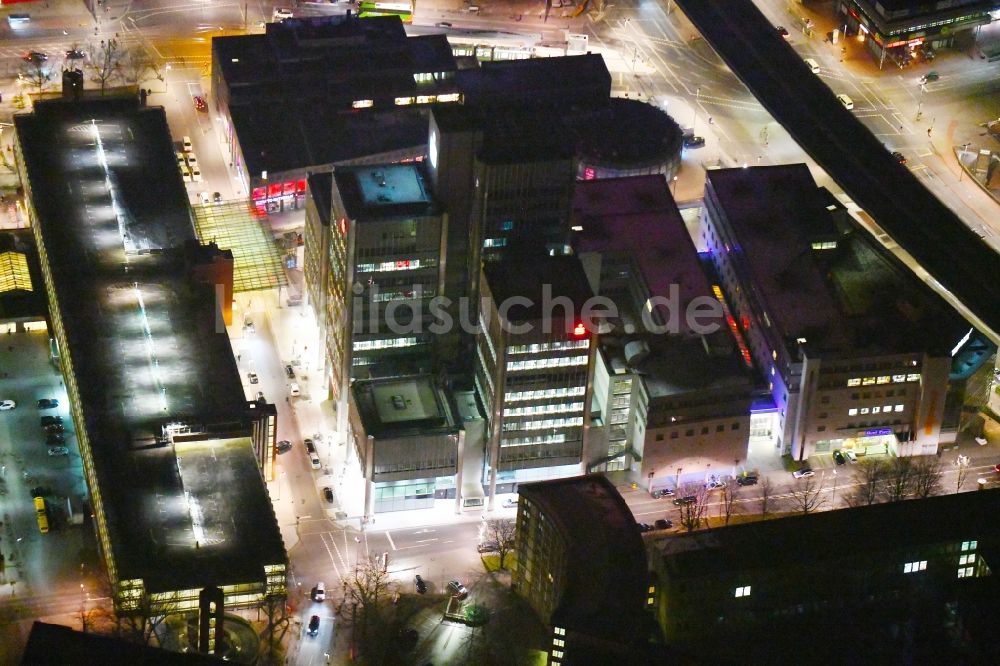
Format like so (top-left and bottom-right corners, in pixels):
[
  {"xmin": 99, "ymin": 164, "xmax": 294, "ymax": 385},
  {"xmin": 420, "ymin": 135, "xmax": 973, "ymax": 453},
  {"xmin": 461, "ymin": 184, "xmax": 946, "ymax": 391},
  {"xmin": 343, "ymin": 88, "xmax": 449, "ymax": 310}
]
[{"xmin": 0, "ymin": 327, "xmax": 95, "ymax": 640}]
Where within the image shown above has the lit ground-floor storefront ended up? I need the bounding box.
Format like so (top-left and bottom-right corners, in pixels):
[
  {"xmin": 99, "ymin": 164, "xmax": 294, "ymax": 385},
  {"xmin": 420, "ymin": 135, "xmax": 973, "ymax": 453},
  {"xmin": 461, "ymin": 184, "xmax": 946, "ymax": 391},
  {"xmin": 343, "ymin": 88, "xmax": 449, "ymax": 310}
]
[
  {"xmin": 813, "ymin": 429, "xmax": 900, "ymax": 459},
  {"xmin": 373, "ymin": 476, "xmax": 457, "ymax": 514}
]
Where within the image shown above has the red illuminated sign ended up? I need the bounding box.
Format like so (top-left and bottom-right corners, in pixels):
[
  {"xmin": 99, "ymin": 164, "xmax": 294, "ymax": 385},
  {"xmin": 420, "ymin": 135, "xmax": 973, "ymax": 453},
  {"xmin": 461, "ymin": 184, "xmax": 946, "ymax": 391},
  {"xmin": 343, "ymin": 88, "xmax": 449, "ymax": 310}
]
[{"xmin": 573, "ymin": 322, "xmax": 587, "ymax": 337}]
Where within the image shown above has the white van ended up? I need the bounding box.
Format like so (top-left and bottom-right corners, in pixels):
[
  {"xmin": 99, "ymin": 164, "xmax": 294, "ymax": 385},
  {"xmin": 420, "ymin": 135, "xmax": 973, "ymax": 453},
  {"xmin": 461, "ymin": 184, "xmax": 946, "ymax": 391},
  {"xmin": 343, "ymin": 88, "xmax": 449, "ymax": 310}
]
[
  {"xmin": 804, "ymin": 58, "xmax": 820, "ymax": 74},
  {"xmin": 289, "ymin": 382, "xmax": 301, "ymax": 397},
  {"xmin": 836, "ymin": 94, "xmax": 854, "ymax": 110}
]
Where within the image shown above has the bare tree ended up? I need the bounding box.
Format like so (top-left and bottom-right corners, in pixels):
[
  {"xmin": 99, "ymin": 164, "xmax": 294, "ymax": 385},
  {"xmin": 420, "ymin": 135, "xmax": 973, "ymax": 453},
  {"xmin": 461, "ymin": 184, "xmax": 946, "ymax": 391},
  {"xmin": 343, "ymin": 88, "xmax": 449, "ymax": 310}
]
[
  {"xmin": 676, "ymin": 483, "xmax": 709, "ymax": 532},
  {"xmin": 955, "ymin": 457, "xmax": 972, "ymax": 493},
  {"xmin": 720, "ymin": 480, "xmax": 739, "ymax": 525},
  {"xmin": 121, "ymin": 46, "xmax": 158, "ymax": 87},
  {"xmin": 848, "ymin": 457, "xmax": 886, "ymax": 506},
  {"xmin": 20, "ymin": 52, "xmax": 52, "ymax": 95},
  {"xmin": 757, "ymin": 476, "xmax": 774, "ymax": 518},
  {"xmin": 911, "ymin": 456, "xmax": 943, "ymax": 498},
  {"xmin": 878, "ymin": 457, "xmax": 913, "ymax": 503},
  {"xmin": 789, "ymin": 476, "xmax": 826, "ymax": 515},
  {"xmin": 89, "ymin": 38, "xmax": 122, "ymax": 94},
  {"xmin": 482, "ymin": 518, "xmax": 517, "ymax": 570},
  {"xmin": 259, "ymin": 593, "xmax": 290, "ymax": 665},
  {"xmin": 119, "ymin": 590, "xmax": 178, "ymax": 646},
  {"xmin": 346, "ymin": 554, "xmax": 398, "ymax": 662}
]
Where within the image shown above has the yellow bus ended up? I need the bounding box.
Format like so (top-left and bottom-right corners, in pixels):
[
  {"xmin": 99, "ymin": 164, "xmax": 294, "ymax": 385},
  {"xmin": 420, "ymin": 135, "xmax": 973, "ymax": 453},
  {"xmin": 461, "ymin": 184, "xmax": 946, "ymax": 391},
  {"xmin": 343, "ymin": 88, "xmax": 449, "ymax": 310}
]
[{"xmin": 34, "ymin": 496, "xmax": 49, "ymax": 534}]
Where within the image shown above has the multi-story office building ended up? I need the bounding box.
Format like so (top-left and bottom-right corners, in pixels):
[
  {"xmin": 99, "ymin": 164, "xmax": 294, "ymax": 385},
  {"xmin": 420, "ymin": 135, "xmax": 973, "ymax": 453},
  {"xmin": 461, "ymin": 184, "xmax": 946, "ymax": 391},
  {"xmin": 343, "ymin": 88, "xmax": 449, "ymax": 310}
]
[
  {"xmin": 15, "ymin": 98, "xmax": 285, "ymax": 616},
  {"xmin": 475, "ymin": 254, "xmax": 597, "ymax": 502},
  {"xmin": 349, "ymin": 375, "xmax": 484, "ymax": 519},
  {"xmin": 211, "ymin": 14, "xmax": 460, "ymax": 210},
  {"xmin": 305, "ymin": 163, "xmax": 446, "ymax": 427},
  {"xmin": 572, "ymin": 175, "xmax": 755, "ymax": 486},
  {"xmin": 513, "ymin": 475, "xmax": 659, "ymax": 665},
  {"xmin": 702, "ymin": 165, "xmax": 981, "ymax": 461},
  {"xmin": 836, "ymin": 0, "xmax": 994, "ymax": 66},
  {"xmin": 648, "ymin": 489, "xmax": 1000, "ymax": 662}
]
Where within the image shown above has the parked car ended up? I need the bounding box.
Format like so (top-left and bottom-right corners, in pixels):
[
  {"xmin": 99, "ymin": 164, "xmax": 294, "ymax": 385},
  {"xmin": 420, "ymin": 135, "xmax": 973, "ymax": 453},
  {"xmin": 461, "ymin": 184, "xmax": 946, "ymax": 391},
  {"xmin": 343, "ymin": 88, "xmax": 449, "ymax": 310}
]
[
  {"xmin": 323, "ymin": 487, "xmax": 334, "ymax": 503},
  {"xmin": 993, "ymin": 463, "xmax": 1000, "ymax": 474},
  {"xmin": 502, "ymin": 497, "xmax": 518, "ymax": 508},
  {"xmin": 307, "ymin": 615, "xmax": 320, "ymax": 636},
  {"xmin": 40, "ymin": 415, "xmax": 63, "ymax": 427},
  {"xmin": 836, "ymin": 93, "xmax": 854, "ymax": 110},
  {"xmin": 276, "ymin": 440, "xmax": 292, "ymax": 454},
  {"xmin": 193, "ymin": 95, "xmax": 207, "ymax": 112},
  {"xmin": 833, "ymin": 450, "xmax": 847, "ymax": 465},
  {"xmin": 37, "ymin": 399, "xmax": 59, "ymax": 409},
  {"xmin": 683, "ymin": 135, "xmax": 706, "ymax": 148},
  {"xmin": 190, "ymin": 167, "xmax": 203, "ymax": 182},
  {"xmin": 182, "ymin": 135, "xmax": 193, "ymax": 152},
  {"xmin": 636, "ymin": 522, "xmax": 654, "ymax": 533},
  {"xmin": 180, "ymin": 164, "xmax": 191, "ymax": 181},
  {"xmin": 477, "ymin": 541, "xmax": 499, "ymax": 553},
  {"xmin": 891, "ymin": 151, "xmax": 907, "ymax": 165},
  {"xmin": 844, "ymin": 450, "xmax": 858, "ymax": 463},
  {"xmin": 652, "ymin": 488, "xmax": 675, "ymax": 499},
  {"xmin": 654, "ymin": 518, "xmax": 673, "ymax": 530},
  {"xmin": 46, "ymin": 433, "xmax": 65, "ymax": 446},
  {"xmin": 919, "ymin": 71, "xmax": 939, "ymax": 84},
  {"xmin": 436, "ymin": 21, "xmax": 452, "ymax": 27},
  {"xmin": 792, "ymin": 467, "xmax": 815, "ymax": 479},
  {"xmin": 273, "ymin": 7, "xmax": 293, "ymax": 21},
  {"xmin": 248, "ymin": 372, "xmax": 259, "ymax": 385},
  {"xmin": 285, "ymin": 364, "xmax": 296, "ymax": 379},
  {"xmin": 672, "ymin": 495, "xmax": 697, "ymax": 506},
  {"xmin": 0, "ymin": 399, "xmax": 15, "ymax": 411},
  {"xmin": 198, "ymin": 191, "xmax": 211, "ymax": 205},
  {"xmin": 256, "ymin": 391, "xmax": 265, "ymax": 401},
  {"xmin": 290, "ymin": 382, "xmax": 301, "ymax": 397},
  {"xmin": 185, "ymin": 153, "xmax": 198, "ymax": 168},
  {"xmin": 305, "ymin": 438, "xmax": 317, "ymax": 454},
  {"xmin": 47, "ymin": 446, "xmax": 69, "ymax": 456},
  {"xmin": 312, "ymin": 581, "xmax": 325, "ymax": 602},
  {"xmin": 736, "ymin": 475, "xmax": 759, "ymax": 486},
  {"xmin": 447, "ymin": 580, "xmax": 468, "ymax": 599},
  {"xmin": 310, "ymin": 453, "xmax": 321, "ymax": 469},
  {"xmin": 414, "ymin": 574, "xmax": 427, "ymax": 594},
  {"xmin": 975, "ymin": 436, "xmax": 988, "ymax": 446},
  {"xmin": 213, "ymin": 192, "xmax": 223, "ymax": 204}
]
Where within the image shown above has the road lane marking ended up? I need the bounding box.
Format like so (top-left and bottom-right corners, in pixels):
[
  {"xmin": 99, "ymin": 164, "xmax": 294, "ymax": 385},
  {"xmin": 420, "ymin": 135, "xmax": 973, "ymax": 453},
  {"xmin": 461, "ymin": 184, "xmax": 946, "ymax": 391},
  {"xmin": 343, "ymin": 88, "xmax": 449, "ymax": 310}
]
[{"xmin": 386, "ymin": 530, "xmax": 396, "ymax": 551}]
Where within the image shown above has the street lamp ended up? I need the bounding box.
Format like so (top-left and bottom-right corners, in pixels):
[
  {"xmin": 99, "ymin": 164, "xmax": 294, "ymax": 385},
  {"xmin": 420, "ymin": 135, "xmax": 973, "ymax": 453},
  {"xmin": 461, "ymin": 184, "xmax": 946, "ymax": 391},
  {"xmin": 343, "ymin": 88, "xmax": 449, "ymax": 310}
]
[{"xmin": 671, "ymin": 175, "xmax": 678, "ymax": 197}]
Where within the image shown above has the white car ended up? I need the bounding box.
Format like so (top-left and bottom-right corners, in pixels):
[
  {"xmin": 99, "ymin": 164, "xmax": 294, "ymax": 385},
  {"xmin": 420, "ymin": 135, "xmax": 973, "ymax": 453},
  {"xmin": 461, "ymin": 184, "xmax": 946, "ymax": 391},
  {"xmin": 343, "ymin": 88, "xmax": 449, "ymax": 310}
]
[
  {"xmin": 198, "ymin": 191, "xmax": 211, "ymax": 205},
  {"xmin": 48, "ymin": 446, "xmax": 69, "ymax": 456},
  {"xmin": 312, "ymin": 581, "xmax": 325, "ymax": 602},
  {"xmin": 180, "ymin": 164, "xmax": 191, "ymax": 181},
  {"xmin": 185, "ymin": 153, "xmax": 198, "ymax": 168},
  {"xmin": 975, "ymin": 436, "xmax": 988, "ymax": 446},
  {"xmin": 502, "ymin": 497, "xmax": 518, "ymax": 508},
  {"xmin": 0, "ymin": 399, "xmax": 15, "ymax": 410},
  {"xmin": 182, "ymin": 135, "xmax": 193, "ymax": 152},
  {"xmin": 836, "ymin": 94, "xmax": 854, "ymax": 110},
  {"xmin": 176, "ymin": 152, "xmax": 186, "ymax": 166},
  {"xmin": 792, "ymin": 468, "xmax": 815, "ymax": 479},
  {"xmin": 273, "ymin": 7, "xmax": 293, "ymax": 21},
  {"xmin": 290, "ymin": 382, "xmax": 301, "ymax": 397},
  {"xmin": 190, "ymin": 167, "xmax": 203, "ymax": 182}
]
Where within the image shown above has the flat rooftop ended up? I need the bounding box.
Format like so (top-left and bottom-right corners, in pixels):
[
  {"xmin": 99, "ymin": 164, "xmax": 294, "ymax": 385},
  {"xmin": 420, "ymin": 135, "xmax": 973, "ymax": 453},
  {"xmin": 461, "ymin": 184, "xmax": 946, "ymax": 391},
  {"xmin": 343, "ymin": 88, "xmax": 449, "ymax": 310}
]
[
  {"xmin": 482, "ymin": 254, "xmax": 594, "ymax": 324},
  {"xmin": 572, "ymin": 175, "xmax": 723, "ymax": 336},
  {"xmin": 334, "ymin": 163, "xmax": 439, "ymax": 221},
  {"xmin": 651, "ymin": 487, "xmax": 1000, "ymax": 579},
  {"xmin": 213, "ymin": 15, "xmax": 457, "ymax": 177},
  {"xmin": 519, "ymin": 475, "xmax": 647, "ymax": 645},
  {"xmin": 352, "ymin": 376, "xmax": 458, "ymax": 439},
  {"xmin": 15, "ymin": 98, "xmax": 284, "ymax": 592},
  {"xmin": 677, "ymin": 0, "xmax": 1000, "ymax": 340},
  {"xmin": 707, "ymin": 165, "xmax": 969, "ymax": 356}
]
